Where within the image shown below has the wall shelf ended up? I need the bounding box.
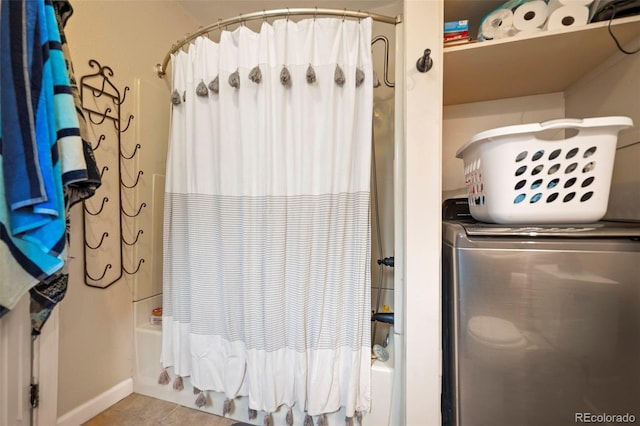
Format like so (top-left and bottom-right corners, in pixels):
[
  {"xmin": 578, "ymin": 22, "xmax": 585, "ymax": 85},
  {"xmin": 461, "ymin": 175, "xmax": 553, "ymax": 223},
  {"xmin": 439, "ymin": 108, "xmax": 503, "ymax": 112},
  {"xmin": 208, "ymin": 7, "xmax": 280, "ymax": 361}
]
[{"xmin": 444, "ymin": 15, "xmax": 640, "ymax": 105}]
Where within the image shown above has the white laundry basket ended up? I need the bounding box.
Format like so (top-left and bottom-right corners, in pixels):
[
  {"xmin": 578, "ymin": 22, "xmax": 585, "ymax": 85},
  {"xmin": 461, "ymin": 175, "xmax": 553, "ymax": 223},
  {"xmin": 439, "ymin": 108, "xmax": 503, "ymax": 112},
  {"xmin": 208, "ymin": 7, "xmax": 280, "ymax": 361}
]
[{"xmin": 456, "ymin": 116, "xmax": 633, "ymax": 224}]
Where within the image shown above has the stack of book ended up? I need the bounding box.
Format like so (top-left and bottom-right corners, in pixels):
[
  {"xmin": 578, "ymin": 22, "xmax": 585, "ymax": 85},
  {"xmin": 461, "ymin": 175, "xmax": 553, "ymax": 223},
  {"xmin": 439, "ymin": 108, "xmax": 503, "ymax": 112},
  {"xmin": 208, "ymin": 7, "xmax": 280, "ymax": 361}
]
[{"xmin": 444, "ymin": 20, "xmax": 472, "ymax": 47}]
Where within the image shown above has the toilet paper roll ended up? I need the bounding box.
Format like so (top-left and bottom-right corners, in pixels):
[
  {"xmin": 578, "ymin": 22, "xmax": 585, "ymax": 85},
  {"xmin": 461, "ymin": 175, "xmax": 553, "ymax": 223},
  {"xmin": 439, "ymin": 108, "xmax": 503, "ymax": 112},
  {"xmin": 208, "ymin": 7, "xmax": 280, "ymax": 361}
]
[
  {"xmin": 513, "ymin": 0, "xmax": 549, "ymax": 31},
  {"xmin": 479, "ymin": 8, "xmax": 516, "ymax": 41},
  {"xmin": 514, "ymin": 27, "xmax": 544, "ymax": 37},
  {"xmin": 545, "ymin": 3, "xmax": 589, "ymax": 30}
]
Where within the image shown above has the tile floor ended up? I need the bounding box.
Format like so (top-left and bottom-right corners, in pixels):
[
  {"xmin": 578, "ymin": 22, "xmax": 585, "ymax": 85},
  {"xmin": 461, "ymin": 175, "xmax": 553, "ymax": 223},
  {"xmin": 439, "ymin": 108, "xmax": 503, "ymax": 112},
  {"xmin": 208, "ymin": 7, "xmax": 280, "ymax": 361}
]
[{"xmin": 83, "ymin": 393, "xmax": 238, "ymax": 426}]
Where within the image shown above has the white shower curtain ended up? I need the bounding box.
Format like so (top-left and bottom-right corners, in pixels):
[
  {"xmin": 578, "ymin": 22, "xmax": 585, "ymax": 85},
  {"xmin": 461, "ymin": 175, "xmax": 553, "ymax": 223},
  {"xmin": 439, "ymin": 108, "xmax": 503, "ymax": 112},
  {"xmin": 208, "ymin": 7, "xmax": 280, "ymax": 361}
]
[{"xmin": 162, "ymin": 17, "xmax": 373, "ymax": 419}]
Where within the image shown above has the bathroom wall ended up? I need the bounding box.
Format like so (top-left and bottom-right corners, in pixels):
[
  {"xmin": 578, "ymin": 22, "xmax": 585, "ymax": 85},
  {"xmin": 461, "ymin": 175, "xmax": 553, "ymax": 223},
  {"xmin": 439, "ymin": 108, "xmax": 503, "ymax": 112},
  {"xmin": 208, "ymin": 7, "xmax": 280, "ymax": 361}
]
[
  {"xmin": 57, "ymin": 1, "xmax": 198, "ymax": 419},
  {"xmin": 564, "ymin": 36, "xmax": 640, "ymax": 221},
  {"xmin": 442, "ymin": 93, "xmax": 566, "ymax": 193}
]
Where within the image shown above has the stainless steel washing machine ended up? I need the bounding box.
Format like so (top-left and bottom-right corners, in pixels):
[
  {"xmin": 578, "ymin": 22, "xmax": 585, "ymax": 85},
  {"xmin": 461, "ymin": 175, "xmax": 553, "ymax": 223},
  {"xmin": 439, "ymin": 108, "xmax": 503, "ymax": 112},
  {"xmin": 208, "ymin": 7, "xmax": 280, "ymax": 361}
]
[{"xmin": 442, "ymin": 219, "xmax": 640, "ymax": 426}]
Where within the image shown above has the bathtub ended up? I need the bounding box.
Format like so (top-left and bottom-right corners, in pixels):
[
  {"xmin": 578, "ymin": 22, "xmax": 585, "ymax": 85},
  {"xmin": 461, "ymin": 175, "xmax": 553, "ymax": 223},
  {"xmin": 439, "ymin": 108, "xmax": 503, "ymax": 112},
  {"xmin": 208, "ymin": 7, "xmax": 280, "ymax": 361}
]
[
  {"xmin": 368, "ymin": 355, "xmax": 395, "ymax": 425},
  {"xmin": 133, "ymin": 295, "xmax": 396, "ymax": 425}
]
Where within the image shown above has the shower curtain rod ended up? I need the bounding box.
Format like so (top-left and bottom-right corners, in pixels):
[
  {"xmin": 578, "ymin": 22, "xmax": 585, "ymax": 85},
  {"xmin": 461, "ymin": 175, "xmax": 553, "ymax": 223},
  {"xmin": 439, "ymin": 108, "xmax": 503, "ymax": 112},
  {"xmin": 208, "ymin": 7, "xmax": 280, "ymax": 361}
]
[{"xmin": 155, "ymin": 7, "xmax": 401, "ymax": 78}]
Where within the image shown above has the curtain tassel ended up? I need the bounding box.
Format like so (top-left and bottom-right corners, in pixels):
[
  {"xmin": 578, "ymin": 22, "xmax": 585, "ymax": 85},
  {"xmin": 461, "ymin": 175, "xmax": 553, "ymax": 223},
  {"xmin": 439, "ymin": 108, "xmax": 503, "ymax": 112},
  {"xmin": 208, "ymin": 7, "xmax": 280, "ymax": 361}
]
[
  {"xmin": 285, "ymin": 406, "xmax": 294, "ymax": 425},
  {"xmin": 334, "ymin": 64, "xmax": 346, "ymax": 86},
  {"xmin": 222, "ymin": 398, "xmax": 235, "ymax": 416},
  {"xmin": 304, "ymin": 413, "xmax": 314, "ymax": 426},
  {"xmin": 356, "ymin": 411, "xmax": 364, "ymax": 425},
  {"xmin": 208, "ymin": 76, "xmax": 219, "ymax": 94},
  {"xmin": 173, "ymin": 375, "xmax": 184, "ymax": 391},
  {"xmin": 280, "ymin": 66, "xmax": 292, "ymax": 88},
  {"xmin": 263, "ymin": 412, "xmax": 274, "ymax": 426},
  {"xmin": 345, "ymin": 416, "xmax": 354, "ymax": 426},
  {"xmin": 228, "ymin": 69, "xmax": 241, "ymax": 89},
  {"xmin": 170, "ymin": 90, "xmax": 181, "ymax": 105},
  {"xmin": 158, "ymin": 369, "xmax": 170, "ymax": 385},
  {"xmin": 355, "ymin": 67, "xmax": 365, "ymax": 87},
  {"xmin": 196, "ymin": 80, "xmax": 209, "ymax": 96},
  {"xmin": 194, "ymin": 391, "xmax": 207, "ymax": 408},
  {"xmin": 249, "ymin": 65, "xmax": 262, "ymax": 84},
  {"xmin": 306, "ymin": 64, "xmax": 317, "ymax": 84},
  {"xmin": 317, "ymin": 414, "xmax": 328, "ymax": 426},
  {"xmin": 248, "ymin": 408, "xmax": 258, "ymax": 420}
]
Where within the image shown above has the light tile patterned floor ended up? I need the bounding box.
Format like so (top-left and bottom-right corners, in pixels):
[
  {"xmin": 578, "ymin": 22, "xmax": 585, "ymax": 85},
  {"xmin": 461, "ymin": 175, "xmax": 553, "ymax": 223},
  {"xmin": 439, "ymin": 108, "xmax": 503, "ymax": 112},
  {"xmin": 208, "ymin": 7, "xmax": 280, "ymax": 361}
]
[{"xmin": 83, "ymin": 393, "xmax": 237, "ymax": 426}]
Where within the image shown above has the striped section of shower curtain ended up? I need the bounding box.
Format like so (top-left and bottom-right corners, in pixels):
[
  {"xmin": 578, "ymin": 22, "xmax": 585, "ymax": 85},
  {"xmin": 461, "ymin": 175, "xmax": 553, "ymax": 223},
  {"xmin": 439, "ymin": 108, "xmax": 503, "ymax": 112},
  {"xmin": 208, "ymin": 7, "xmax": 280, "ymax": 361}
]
[{"xmin": 162, "ymin": 18, "xmax": 372, "ymax": 418}]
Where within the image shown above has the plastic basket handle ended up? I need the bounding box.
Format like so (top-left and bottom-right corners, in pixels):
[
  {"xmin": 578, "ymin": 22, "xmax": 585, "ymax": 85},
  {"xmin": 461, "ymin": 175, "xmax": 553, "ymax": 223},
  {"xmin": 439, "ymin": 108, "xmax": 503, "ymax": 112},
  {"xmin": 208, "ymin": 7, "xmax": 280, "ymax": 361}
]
[{"xmin": 539, "ymin": 118, "xmax": 584, "ymax": 130}]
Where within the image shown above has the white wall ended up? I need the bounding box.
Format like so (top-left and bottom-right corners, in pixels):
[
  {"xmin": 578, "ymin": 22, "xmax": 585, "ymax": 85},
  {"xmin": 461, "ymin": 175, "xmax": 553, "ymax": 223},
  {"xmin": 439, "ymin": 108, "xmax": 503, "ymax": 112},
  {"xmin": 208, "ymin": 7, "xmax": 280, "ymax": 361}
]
[
  {"xmin": 443, "ymin": 93, "xmax": 566, "ymax": 193},
  {"xmin": 0, "ymin": 296, "xmax": 31, "ymax": 426},
  {"xmin": 402, "ymin": 1, "xmax": 443, "ymax": 425},
  {"xmin": 564, "ymin": 35, "xmax": 640, "ymax": 221},
  {"xmin": 57, "ymin": 0, "xmax": 198, "ymax": 419}
]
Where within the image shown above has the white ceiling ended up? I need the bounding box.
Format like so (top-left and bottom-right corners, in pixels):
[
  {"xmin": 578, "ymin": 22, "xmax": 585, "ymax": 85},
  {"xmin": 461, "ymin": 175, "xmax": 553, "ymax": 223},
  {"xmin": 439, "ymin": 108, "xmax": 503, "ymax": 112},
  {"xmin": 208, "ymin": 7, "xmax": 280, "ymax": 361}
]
[
  {"xmin": 174, "ymin": 1, "xmax": 399, "ymax": 27},
  {"xmin": 172, "ymin": 1, "xmax": 505, "ymax": 40}
]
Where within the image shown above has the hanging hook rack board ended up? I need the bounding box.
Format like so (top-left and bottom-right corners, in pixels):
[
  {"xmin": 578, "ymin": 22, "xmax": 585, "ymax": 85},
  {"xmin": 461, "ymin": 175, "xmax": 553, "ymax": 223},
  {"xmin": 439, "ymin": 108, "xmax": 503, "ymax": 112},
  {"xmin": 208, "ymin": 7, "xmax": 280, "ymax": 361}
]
[
  {"xmin": 155, "ymin": 7, "xmax": 401, "ymax": 78},
  {"xmin": 80, "ymin": 59, "xmax": 145, "ymax": 289}
]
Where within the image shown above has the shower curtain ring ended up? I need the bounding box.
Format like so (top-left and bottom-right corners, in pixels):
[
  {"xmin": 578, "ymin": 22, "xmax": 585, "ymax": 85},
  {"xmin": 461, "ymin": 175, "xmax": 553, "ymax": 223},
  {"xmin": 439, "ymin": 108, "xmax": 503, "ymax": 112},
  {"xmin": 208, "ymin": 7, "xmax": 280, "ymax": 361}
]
[
  {"xmin": 314, "ymin": 7, "xmax": 318, "ymax": 21},
  {"xmin": 343, "ymin": 8, "xmax": 347, "ymax": 22},
  {"xmin": 286, "ymin": 8, "xmax": 290, "ymax": 21},
  {"xmin": 263, "ymin": 9, "xmax": 267, "ymax": 22}
]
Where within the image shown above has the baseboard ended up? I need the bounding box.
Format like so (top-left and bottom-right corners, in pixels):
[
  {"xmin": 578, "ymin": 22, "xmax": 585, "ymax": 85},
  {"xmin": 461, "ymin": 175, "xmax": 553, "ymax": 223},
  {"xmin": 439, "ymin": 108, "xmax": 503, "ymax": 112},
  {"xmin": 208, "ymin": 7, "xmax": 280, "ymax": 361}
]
[{"xmin": 56, "ymin": 378, "xmax": 133, "ymax": 426}]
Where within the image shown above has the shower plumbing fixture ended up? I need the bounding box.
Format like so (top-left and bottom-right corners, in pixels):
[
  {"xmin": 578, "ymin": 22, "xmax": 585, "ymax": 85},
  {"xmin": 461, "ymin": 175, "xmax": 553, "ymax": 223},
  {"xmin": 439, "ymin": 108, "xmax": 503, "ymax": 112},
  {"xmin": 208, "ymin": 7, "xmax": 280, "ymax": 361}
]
[
  {"xmin": 80, "ymin": 59, "xmax": 145, "ymax": 289},
  {"xmin": 371, "ymin": 312, "xmax": 395, "ymax": 325},
  {"xmin": 377, "ymin": 256, "xmax": 395, "ymax": 267},
  {"xmin": 155, "ymin": 8, "xmax": 401, "ymax": 78}
]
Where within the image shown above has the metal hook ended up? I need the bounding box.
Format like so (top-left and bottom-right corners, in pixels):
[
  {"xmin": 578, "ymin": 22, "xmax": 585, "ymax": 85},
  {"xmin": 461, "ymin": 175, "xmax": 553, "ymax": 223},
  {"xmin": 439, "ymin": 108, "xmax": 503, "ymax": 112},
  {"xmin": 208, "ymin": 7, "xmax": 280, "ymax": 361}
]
[
  {"xmin": 286, "ymin": 8, "xmax": 290, "ymax": 21},
  {"xmin": 343, "ymin": 8, "xmax": 347, "ymax": 22},
  {"xmin": 314, "ymin": 6, "xmax": 317, "ymax": 21},
  {"xmin": 263, "ymin": 9, "xmax": 267, "ymax": 23},
  {"xmin": 85, "ymin": 232, "xmax": 109, "ymax": 250},
  {"xmin": 239, "ymin": 13, "xmax": 244, "ymax": 26},
  {"xmin": 85, "ymin": 263, "xmax": 112, "ymax": 282},
  {"xmin": 84, "ymin": 196, "xmax": 108, "ymax": 216},
  {"xmin": 123, "ymin": 258, "xmax": 145, "ymax": 275},
  {"xmin": 416, "ymin": 48, "xmax": 433, "ymax": 73}
]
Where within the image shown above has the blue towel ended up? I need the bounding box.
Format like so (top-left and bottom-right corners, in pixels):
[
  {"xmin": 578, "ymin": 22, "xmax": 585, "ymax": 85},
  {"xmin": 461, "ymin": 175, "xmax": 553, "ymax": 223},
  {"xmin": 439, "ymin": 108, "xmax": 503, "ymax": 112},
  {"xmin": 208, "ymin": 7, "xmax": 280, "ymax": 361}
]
[
  {"xmin": 0, "ymin": 159, "xmax": 65, "ymax": 309},
  {"xmin": 7, "ymin": 0, "xmax": 67, "ymax": 253},
  {"xmin": 45, "ymin": 0, "xmax": 87, "ymax": 187},
  {"xmin": 1, "ymin": 0, "xmax": 59, "ymax": 234},
  {"xmin": 0, "ymin": 0, "xmax": 69, "ymax": 310}
]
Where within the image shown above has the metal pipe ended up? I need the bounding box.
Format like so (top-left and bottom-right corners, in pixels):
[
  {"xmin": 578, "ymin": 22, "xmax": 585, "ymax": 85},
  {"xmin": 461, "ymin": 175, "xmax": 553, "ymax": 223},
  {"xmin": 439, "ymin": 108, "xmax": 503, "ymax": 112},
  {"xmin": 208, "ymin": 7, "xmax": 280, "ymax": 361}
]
[{"xmin": 156, "ymin": 8, "xmax": 401, "ymax": 78}]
